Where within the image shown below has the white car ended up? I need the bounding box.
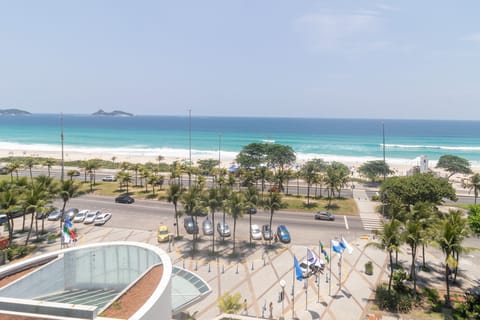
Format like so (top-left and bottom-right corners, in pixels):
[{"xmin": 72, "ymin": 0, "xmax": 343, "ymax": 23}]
[
  {"xmin": 250, "ymin": 224, "xmax": 262, "ymax": 240},
  {"xmin": 73, "ymin": 209, "xmax": 89, "ymax": 223},
  {"xmin": 84, "ymin": 210, "xmax": 100, "ymax": 224},
  {"xmin": 94, "ymin": 212, "xmax": 112, "ymax": 225},
  {"xmin": 299, "ymin": 259, "xmax": 325, "ymax": 279},
  {"xmin": 102, "ymin": 175, "xmax": 117, "ymax": 182}
]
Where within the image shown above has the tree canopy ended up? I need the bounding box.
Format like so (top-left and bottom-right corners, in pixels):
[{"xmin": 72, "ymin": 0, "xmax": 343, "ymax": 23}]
[
  {"xmin": 381, "ymin": 173, "xmax": 457, "ymax": 208},
  {"xmin": 236, "ymin": 142, "xmax": 296, "ymax": 171},
  {"xmin": 358, "ymin": 160, "xmax": 394, "ymax": 182},
  {"xmin": 468, "ymin": 204, "xmax": 480, "ymax": 236},
  {"xmin": 435, "ymin": 154, "xmax": 472, "ymax": 179}
]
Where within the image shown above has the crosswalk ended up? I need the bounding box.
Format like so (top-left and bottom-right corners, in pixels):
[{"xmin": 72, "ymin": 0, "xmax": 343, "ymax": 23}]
[
  {"xmin": 360, "ymin": 212, "xmax": 383, "ymax": 231},
  {"xmin": 353, "ymin": 189, "xmax": 384, "ymax": 231}
]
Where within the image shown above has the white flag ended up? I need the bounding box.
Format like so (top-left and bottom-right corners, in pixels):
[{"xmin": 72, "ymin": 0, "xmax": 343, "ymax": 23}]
[{"xmin": 341, "ymin": 237, "xmax": 353, "ymax": 254}]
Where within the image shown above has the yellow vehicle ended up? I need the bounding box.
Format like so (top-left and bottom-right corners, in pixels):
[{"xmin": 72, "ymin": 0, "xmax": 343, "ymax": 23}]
[{"xmin": 157, "ymin": 224, "xmax": 169, "ymax": 242}]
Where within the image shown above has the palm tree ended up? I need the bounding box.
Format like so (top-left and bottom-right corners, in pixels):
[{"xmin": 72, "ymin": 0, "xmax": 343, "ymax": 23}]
[
  {"xmin": 111, "ymin": 156, "xmax": 117, "ymax": 168},
  {"xmin": 131, "ymin": 163, "xmax": 142, "ymax": 187},
  {"xmin": 117, "ymin": 171, "xmax": 133, "ymax": 193},
  {"xmin": 23, "ymin": 157, "xmax": 36, "ymax": 183},
  {"xmin": 300, "ymin": 162, "xmax": 318, "ymax": 205},
  {"xmin": 324, "ymin": 161, "xmax": 350, "ymax": 207},
  {"xmin": 225, "ymin": 191, "xmax": 245, "ymax": 254},
  {"xmin": 181, "ymin": 186, "xmax": 204, "ymax": 253},
  {"xmin": 167, "ymin": 183, "xmax": 184, "ymax": 238},
  {"xmin": 255, "ymin": 167, "xmax": 270, "ymax": 199},
  {"xmin": 0, "ymin": 182, "xmax": 20, "ymax": 244},
  {"xmin": 466, "ymin": 173, "xmax": 480, "ymax": 205},
  {"xmin": 243, "ymin": 186, "xmax": 259, "ymax": 245},
  {"xmin": 206, "ymin": 187, "xmax": 222, "ymax": 254},
  {"xmin": 404, "ymin": 215, "xmax": 422, "ymax": 297},
  {"xmin": 23, "ymin": 180, "xmax": 50, "ymax": 245},
  {"xmin": 157, "ymin": 155, "xmax": 164, "ymax": 172},
  {"xmin": 217, "ymin": 292, "xmax": 243, "ymax": 315},
  {"xmin": 66, "ymin": 169, "xmax": 78, "ymax": 181},
  {"xmin": 262, "ymin": 191, "xmax": 283, "ymax": 244},
  {"xmin": 58, "ymin": 180, "xmax": 80, "ymax": 230},
  {"xmin": 43, "ymin": 158, "xmax": 56, "ymax": 177},
  {"xmin": 445, "ymin": 210, "xmax": 470, "ymax": 283},
  {"xmin": 367, "ymin": 219, "xmax": 402, "ymax": 293},
  {"xmin": 6, "ymin": 161, "xmax": 21, "ymax": 181}
]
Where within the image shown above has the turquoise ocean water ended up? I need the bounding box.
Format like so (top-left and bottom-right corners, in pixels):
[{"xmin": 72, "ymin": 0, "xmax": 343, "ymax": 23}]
[{"xmin": 0, "ymin": 115, "xmax": 479, "ymax": 167}]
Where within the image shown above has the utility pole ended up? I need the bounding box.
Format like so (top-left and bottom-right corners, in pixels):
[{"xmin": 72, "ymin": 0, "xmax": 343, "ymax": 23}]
[
  {"xmin": 61, "ymin": 113, "xmax": 64, "ymax": 182},
  {"xmin": 188, "ymin": 109, "xmax": 192, "ymax": 188}
]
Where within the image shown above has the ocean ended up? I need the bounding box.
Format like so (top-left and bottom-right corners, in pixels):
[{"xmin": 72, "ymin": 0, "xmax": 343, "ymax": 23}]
[{"xmin": 0, "ymin": 114, "xmax": 479, "ymax": 167}]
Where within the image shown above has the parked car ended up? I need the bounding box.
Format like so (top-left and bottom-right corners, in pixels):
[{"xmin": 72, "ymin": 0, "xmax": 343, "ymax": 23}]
[
  {"xmin": 157, "ymin": 224, "xmax": 170, "ymax": 242},
  {"xmin": 202, "ymin": 218, "xmax": 213, "ymax": 236},
  {"xmin": 35, "ymin": 211, "xmax": 48, "ymax": 220},
  {"xmin": 262, "ymin": 224, "xmax": 273, "ymax": 240},
  {"xmin": 47, "ymin": 210, "xmax": 62, "ymax": 221},
  {"xmin": 0, "ymin": 214, "xmax": 7, "ymax": 225},
  {"xmin": 217, "ymin": 221, "xmax": 231, "ymax": 238},
  {"xmin": 102, "ymin": 175, "xmax": 117, "ymax": 182},
  {"xmin": 84, "ymin": 210, "xmax": 100, "ymax": 224},
  {"xmin": 314, "ymin": 211, "xmax": 335, "ymax": 221},
  {"xmin": 183, "ymin": 216, "xmax": 199, "ymax": 235},
  {"xmin": 115, "ymin": 194, "xmax": 134, "ymax": 204},
  {"xmin": 63, "ymin": 208, "xmax": 79, "ymax": 221},
  {"xmin": 94, "ymin": 212, "xmax": 112, "ymax": 225},
  {"xmin": 276, "ymin": 225, "xmax": 291, "ymax": 243},
  {"xmin": 299, "ymin": 259, "xmax": 324, "ymax": 279},
  {"xmin": 246, "ymin": 207, "xmax": 257, "ymax": 214},
  {"xmin": 73, "ymin": 209, "xmax": 89, "ymax": 223},
  {"xmin": 250, "ymin": 224, "xmax": 262, "ymax": 240}
]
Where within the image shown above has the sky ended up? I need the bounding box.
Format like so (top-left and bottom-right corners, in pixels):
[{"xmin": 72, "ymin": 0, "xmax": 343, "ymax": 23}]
[{"xmin": 1, "ymin": 0, "xmax": 480, "ymax": 120}]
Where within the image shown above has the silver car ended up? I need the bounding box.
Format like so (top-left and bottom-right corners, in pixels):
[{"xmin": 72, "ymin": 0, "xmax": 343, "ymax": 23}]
[
  {"xmin": 202, "ymin": 218, "xmax": 213, "ymax": 236},
  {"xmin": 217, "ymin": 221, "xmax": 231, "ymax": 238},
  {"xmin": 250, "ymin": 224, "xmax": 262, "ymax": 240}
]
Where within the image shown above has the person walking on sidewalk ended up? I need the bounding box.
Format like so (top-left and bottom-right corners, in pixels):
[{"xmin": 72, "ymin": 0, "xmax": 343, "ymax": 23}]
[
  {"xmin": 269, "ymin": 301, "xmax": 273, "ymax": 319},
  {"xmin": 242, "ymin": 298, "xmax": 248, "ymax": 315}
]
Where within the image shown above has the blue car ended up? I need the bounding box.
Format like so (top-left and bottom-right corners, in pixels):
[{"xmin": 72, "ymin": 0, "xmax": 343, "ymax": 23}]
[{"xmin": 276, "ymin": 225, "xmax": 291, "ymax": 244}]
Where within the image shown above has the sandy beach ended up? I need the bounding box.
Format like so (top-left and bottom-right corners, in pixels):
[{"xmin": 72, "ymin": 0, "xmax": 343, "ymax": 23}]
[{"xmin": 0, "ymin": 146, "xmax": 442, "ymax": 177}]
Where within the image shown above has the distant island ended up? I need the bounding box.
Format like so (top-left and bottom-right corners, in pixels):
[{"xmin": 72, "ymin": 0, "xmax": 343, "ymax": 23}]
[
  {"xmin": 91, "ymin": 109, "xmax": 134, "ymax": 117},
  {"xmin": 0, "ymin": 108, "xmax": 31, "ymax": 116}
]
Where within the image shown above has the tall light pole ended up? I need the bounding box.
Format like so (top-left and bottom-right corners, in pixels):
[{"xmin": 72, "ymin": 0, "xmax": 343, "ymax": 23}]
[
  {"xmin": 382, "ymin": 121, "xmax": 386, "ymax": 181},
  {"xmin": 188, "ymin": 109, "xmax": 192, "ymax": 188},
  {"xmin": 61, "ymin": 113, "xmax": 64, "ymax": 182},
  {"xmin": 218, "ymin": 132, "xmax": 221, "ymax": 170}
]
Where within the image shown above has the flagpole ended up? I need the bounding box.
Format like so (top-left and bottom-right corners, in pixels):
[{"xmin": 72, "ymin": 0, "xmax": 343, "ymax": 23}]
[
  {"xmin": 329, "ymin": 241, "xmax": 332, "ymax": 296},
  {"xmin": 305, "ymin": 248, "xmax": 308, "ymax": 310},
  {"xmin": 292, "ymin": 256, "xmax": 295, "ymax": 319},
  {"xmin": 317, "ymin": 243, "xmax": 320, "ymax": 303},
  {"xmin": 339, "ymin": 252, "xmax": 343, "ymax": 291}
]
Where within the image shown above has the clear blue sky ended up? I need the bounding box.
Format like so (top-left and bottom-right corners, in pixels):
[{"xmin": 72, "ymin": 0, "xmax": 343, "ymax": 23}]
[{"xmin": 1, "ymin": 1, "xmax": 480, "ymax": 119}]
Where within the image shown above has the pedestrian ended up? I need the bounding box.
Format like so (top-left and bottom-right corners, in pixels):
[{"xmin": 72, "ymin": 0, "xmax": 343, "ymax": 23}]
[
  {"xmin": 269, "ymin": 301, "xmax": 273, "ymax": 319},
  {"xmin": 242, "ymin": 298, "xmax": 248, "ymax": 315}
]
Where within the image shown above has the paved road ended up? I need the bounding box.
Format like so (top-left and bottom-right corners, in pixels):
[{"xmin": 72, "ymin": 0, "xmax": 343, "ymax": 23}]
[{"xmin": 56, "ymin": 194, "xmax": 367, "ymax": 247}]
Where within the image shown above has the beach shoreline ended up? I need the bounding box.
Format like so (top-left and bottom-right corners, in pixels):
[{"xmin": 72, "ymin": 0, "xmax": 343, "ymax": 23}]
[{"xmin": 0, "ymin": 146, "xmax": 461, "ymax": 176}]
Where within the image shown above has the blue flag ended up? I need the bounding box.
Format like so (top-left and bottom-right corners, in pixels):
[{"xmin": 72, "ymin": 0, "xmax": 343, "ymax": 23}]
[
  {"xmin": 294, "ymin": 256, "xmax": 303, "ymax": 281},
  {"xmin": 331, "ymin": 240, "xmax": 344, "ymax": 254}
]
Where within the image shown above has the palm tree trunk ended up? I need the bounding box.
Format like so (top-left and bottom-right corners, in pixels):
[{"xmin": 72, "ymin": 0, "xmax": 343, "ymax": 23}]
[
  {"xmin": 306, "ymin": 185, "xmax": 311, "ymax": 205},
  {"xmin": 388, "ymin": 250, "xmax": 394, "ymax": 294},
  {"xmin": 268, "ymin": 209, "xmax": 274, "ymax": 245},
  {"xmin": 422, "ymin": 244, "xmax": 426, "ymax": 268},
  {"xmin": 233, "ymin": 218, "xmax": 237, "ymax": 254},
  {"xmin": 25, "ymin": 212, "xmax": 34, "ymax": 245},
  {"xmin": 411, "ymin": 244, "xmax": 417, "ymax": 297},
  {"xmin": 249, "ymin": 212, "xmax": 252, "ymax": 246},
  {"xmin": 445, "ymin": 264, "xmax": 451, "ymax": 307},
  {"xmin": 212, "ymin": 211, "xmax": 215, "ymax": 254},
  {"xmin": 453, "ymin": 252, "xmax": 459, "ymax": 283},
  {"xmin": 174, "ymin": 205, "xmax": 179, "ymax": 238}
]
